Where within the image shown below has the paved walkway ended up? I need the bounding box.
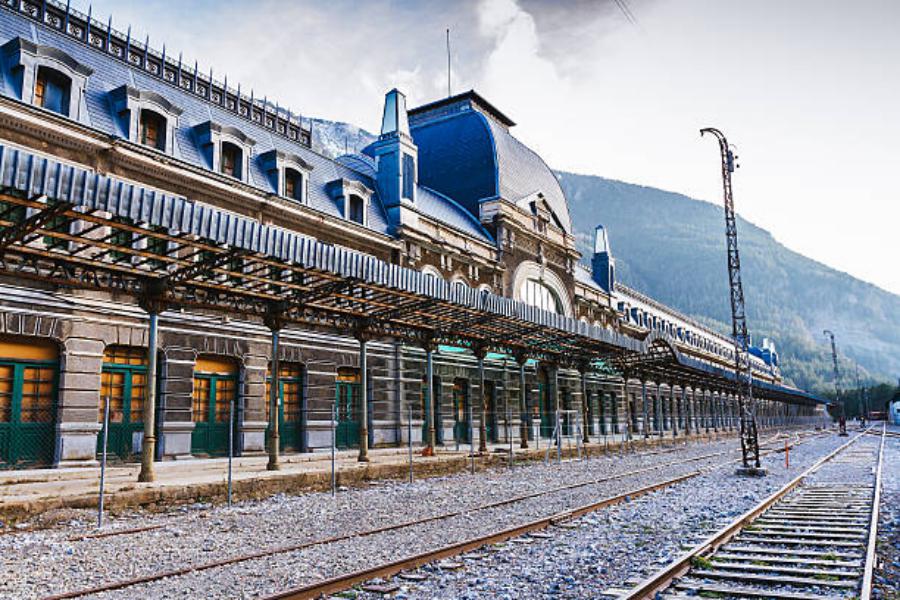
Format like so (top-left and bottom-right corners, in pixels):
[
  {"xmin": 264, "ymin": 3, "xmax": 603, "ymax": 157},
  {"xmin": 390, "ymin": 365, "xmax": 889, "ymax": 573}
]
[{"xmin": 0, "ymin": 431, "xmax": 728, "ymax": 521}]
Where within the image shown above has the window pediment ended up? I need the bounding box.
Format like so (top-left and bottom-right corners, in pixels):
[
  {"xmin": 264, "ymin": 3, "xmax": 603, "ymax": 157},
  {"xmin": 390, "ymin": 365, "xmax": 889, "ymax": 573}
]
[
  {"xmin": 194, "ymin": 121, "xmax": 256, "ymax": 147},
  {"xmin": 2, "ymin": 37, "xmax": 93, "ymax": 77},
  {"xmin": 258, "ymin": 149, "xmax": 313, "ymax": 174},
  {"xmin": 109, "ymin": 85, "xmax": 182, "ymax": 117}
]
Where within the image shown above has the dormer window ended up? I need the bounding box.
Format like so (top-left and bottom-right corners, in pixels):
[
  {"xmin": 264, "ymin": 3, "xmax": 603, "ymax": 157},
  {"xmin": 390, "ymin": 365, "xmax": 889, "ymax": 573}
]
[
  {"xmin": 139, "ymin": 109, "xmax": 165, "ymax": 150},
  {"xmin": 34, "ymin": 67, "xmax": 71, "ymax": 116},
  {"xmin": 258, "ymin": 150, "xmax": 312, "ymax": 204},
  {"xmin": 109, "ymin": 86, "xmax": 181, "ymax": 155},
  {"xmin": 221, "ymin": 142, "xmax": 242, "ymax": 178},
  {"xmin": 1, "ymin": 37, "xmax": 92, "ymax": 123},
  {"xmin": 348, "ymin": 195, "xmax": 365, "ymax": 224},
  {"xmin": 194, "ymin": 121, "xmax": 255, "ymax": 183},
  {"xmin": 326, "ymin": 178, "xmax": 373, "ymax": 227}
]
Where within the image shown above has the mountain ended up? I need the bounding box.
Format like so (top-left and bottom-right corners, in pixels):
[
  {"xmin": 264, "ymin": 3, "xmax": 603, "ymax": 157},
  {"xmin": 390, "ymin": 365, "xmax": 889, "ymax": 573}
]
[
  {"xmin": 559, "ymin": 172, "xmax": 900, "ymax": 391},
  {"xmin": 309, "ymin": 118, "xmax": 375, "ymax": 162},
  {"xmin": 307, "ymin": 119, "xmax": 899, "ymax": 392}
]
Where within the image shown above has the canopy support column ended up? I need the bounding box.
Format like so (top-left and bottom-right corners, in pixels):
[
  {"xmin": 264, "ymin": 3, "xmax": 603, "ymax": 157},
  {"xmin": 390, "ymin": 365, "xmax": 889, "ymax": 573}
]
[
  {"xmin": 356, "ymin": 326, "xmax": 370, "ymax": 463},
  {"xmin": 517, "ymin": 353, "xmax": 529, "ymax": 449},
  {"xmin": 265, "ymin": 304, "xmax": 285, "ymax": 471},
  {"xmin": 423, "ymin": 340, "xmax": 435, "ymax": 456},
  {"xmin": 138, "ymin": 284, "xmax": 165, "ymax": 483},
  {"xmin": 476, "ymin": 345, "xmax": 488, "ymax": 453}
]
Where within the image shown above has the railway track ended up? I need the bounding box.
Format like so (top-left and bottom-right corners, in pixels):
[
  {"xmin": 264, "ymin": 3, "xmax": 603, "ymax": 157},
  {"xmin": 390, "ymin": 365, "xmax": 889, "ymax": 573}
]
[
  {"xmin": 255, "ymin": 432, "xmax": 821, "ymax": 600},
  {"xmin": 621, "ymin": 425, "xmax": 885, "ymax": 600},
  {"xmin": 42, "ymin": 431, "xmax": 815, "ymax": 599}
]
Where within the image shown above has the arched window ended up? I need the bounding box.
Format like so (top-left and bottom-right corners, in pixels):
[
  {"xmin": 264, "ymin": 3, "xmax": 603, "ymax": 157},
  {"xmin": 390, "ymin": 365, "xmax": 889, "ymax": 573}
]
[
  {"xmin": 34, "ymin": 66, "xmax": 71, "ymax": 116},
  {"xmin": 220, "ymin": 142, "xmax": 242, "ymax": 179},
  {"xmin": 139, "ymin": 109, "xmax": 166, "ymax": 150},
  {"xmin": 348, "ymin": 195, "xmax": 365, "ymax": 224},
  {"xmin": 421, "ymin": 265, "xmax": 443, "ymax": 280},
  {"xmin": 520, "ymin": 278, "xmax": 563, "ymax": 314},
  {"xmin": 284, "ymin": 168, "xmax": 303, "ymax": 201}
]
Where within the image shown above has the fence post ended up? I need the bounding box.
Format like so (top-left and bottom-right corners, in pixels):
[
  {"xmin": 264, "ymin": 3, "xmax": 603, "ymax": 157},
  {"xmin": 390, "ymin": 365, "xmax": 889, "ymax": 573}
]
[
  {"xmin": 331, "ymin": 401, "xmax": 336, "ymax": 497},
  {"xmin": 556, "ymin": 409, "xmax": 562, "ymax": 464},
  {"xmin": 227, "ymin": 391, "xmax": 234, "ymax": 506},
  {"xmin": 97, "ymin": 395, "xmax": 110, "ymax": 529},
  {"xmin": 408, "ymin": 405, "xmax": 413, "ymax": 484},
  {"xmin": 469, "ymin": 394, "xmax": 475, "ymax": 475},
  {"xmin": 507, "ymin": 405, "xmax": 513, "ymax": 468}
]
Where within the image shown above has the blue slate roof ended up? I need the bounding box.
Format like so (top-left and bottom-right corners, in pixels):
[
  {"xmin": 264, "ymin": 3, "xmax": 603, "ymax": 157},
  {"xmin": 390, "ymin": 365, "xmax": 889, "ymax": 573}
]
[
  {"xmin": 575, "ymin": 263, "xmax": 602, "ymax": 290},
  {"xmin": 408, "ymin": 98, "xmax": 572, "ymax": 235},
  {"xmin": 0, "ymin": 10, "xmax": 390, "ymax": 236},
  {"xmin": 415, "ymin": 185, "xmax": 494, "ymax": 243}
]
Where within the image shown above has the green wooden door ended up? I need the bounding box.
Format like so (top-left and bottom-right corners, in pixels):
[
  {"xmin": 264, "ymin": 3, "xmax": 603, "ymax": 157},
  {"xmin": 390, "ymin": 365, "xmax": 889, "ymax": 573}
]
[
  {"xmin": 267, "ymin": 365, "xmax": 304, "ymax": 452},
  {"xmin": 191, "ymin": 373, "xmax": 236, "ymax": 456},
  {"xmin": 0, "ymin": 359, "xmax": 57, "ymax": 468},
  {"xmin": 335, "ymin": 380, "xmax": 360, "ymax": 449},
  {"xmin": 452, "ymin": 379, "xmax": 470, "ymax": 443},
  {"xmin": 98, "ymin": 365, "xmax": 146, "ymax": 460}
]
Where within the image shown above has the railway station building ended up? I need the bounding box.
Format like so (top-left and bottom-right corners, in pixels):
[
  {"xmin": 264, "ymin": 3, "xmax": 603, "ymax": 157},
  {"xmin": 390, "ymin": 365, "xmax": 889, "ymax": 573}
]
[{"xmin": 0, "ymin": 0, "xmax": 823, "ymax": 470}]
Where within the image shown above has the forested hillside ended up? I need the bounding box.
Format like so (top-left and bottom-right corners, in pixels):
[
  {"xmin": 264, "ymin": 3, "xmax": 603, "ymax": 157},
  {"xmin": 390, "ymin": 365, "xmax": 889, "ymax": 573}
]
[{"xmin": 559, "ymin": 172, "xmax": 900, "ymax": 391}]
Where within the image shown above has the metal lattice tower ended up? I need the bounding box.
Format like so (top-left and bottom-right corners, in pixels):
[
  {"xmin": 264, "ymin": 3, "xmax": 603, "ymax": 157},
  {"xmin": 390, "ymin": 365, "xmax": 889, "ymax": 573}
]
[
  {"xmin": 823, "ymin": 329, "xmax": 847, "ymax": 434},
  {"xmin": 701, "ymin": 128, "xmax": 759, "ymax": 470}
]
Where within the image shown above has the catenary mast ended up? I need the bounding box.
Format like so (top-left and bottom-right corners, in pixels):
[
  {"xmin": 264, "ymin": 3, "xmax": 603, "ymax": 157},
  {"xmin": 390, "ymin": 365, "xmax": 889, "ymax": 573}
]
[{"xmin": 701, "ymin": 128, "xmax": 760, "ymax": 471}]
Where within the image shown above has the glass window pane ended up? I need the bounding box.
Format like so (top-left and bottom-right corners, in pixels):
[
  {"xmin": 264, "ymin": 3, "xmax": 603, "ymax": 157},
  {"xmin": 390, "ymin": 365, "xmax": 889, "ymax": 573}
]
[
  {"xmin": 20, "ymin": 366, "xmax": 54, "ymax": 423},
  {"xmin": 193, "ymin": 377, "xmax": 210, "ymax": 422},
  {"xmin": 0, "ymin": 364, "xmax": 12, "ymax": 422}
]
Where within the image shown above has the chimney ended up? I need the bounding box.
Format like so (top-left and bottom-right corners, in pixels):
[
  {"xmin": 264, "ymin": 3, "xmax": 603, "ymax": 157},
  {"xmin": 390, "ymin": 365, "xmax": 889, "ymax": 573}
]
[
  {"xmin": 371, "ymin": 89, "xmax": 418, "ymax": 210},
  {"xmin": 591, "ymin": 224, "xmax": 615, "ymax": 293}
]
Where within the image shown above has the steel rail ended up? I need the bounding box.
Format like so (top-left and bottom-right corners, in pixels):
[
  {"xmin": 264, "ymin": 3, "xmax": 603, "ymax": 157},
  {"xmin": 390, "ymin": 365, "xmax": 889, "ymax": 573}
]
[
  {"xmin": 619, "ymin": 425, "xmax": 881, "ymax": 600},
  {"xmin": 860, "ymin": 422, "xmax": 886, "ymax": 600},
  {"xmin": 257, "ymin": 434, "xmax": 814, "ymax": 600},
  {"xmin": 265, "ymin": 473, "xmax": 702, "ymax": 600},
  {"xmin": 41, "ymin": 434, "xmax": 807, "ymax": 600}
]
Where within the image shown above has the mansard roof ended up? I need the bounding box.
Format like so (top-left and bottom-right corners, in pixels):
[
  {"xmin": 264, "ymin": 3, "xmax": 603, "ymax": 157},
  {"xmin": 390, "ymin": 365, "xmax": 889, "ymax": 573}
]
[
  {"xmin": 0, "ymin": 7, "xmax": 390, "ymax": 235},
  {"xmin": 407, "ymin": 91, "xmax": 572, "ymax": 236}
]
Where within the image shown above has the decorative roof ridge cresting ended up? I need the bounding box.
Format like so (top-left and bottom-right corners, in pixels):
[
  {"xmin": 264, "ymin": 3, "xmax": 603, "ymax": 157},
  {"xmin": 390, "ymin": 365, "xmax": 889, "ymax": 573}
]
[{"xmin": 0, "ymin": 0, "xmax": 311, "ymax": 147}]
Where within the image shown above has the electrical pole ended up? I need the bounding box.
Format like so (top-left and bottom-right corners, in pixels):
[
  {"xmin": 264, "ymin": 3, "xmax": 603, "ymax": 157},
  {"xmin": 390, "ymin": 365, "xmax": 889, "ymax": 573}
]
[
  {"xmin": 854, "ymin": 364, "xmax": 863, "ymax": 423},
  {"xmin": 823, "ymin": 329, "xmax": 847, "ymax": 435},
  {"xmin": 700, "ymin": 128, "xmax": 761, "ymax": 474}
]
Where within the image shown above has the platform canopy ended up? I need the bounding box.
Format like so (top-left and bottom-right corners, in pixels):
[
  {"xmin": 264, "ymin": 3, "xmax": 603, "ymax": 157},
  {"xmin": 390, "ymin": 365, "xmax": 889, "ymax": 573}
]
[{"xmin": 0, "ymin": 144, "xmax": 822, "ymax": 405}]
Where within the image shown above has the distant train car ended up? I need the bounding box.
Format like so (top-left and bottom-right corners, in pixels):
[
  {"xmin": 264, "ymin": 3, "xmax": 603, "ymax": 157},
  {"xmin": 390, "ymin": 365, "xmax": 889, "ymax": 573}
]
[{"xmin": 890, "ymin": 399, "xmax": 900, "ymax": 425}]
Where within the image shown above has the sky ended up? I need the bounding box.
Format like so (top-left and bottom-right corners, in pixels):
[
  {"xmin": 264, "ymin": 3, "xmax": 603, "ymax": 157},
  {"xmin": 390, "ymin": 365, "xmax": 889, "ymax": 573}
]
[{"xmin": 86, "ymin": 0, "xmax": 900, "ymax": 295}]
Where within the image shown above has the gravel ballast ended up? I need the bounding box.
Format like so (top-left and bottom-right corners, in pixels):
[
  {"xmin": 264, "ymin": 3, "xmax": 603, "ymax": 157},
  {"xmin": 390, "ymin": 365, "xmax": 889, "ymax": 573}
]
[
  {"xmin": 358, "ymin": 430, "xmax": 862, "ymax": 600},
  {"xmin": 0, "ymin": 428, "xmax": 830, "ymax": 599},
  {"xmin": 874, "ymin": 424, "xmax": 900, "ymax": 600}
]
